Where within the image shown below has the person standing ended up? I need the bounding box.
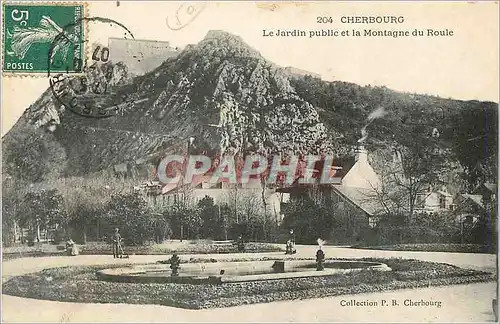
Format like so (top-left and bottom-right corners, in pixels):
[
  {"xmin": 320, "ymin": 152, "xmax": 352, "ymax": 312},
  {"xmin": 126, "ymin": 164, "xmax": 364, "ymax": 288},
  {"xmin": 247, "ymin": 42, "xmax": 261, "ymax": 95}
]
[
  {"xmin": 112, "ymin": 228, "xmax": 122, "ymax": 258},
  {"xmin": 289, "ymin": 229, "xmax": 295, "ymax": 245}
]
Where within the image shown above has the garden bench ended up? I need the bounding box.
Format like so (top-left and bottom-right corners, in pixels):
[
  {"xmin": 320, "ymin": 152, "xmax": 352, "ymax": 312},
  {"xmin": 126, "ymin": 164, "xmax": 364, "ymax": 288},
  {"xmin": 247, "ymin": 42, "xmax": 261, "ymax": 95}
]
[{"xmin": 213, "ymin": 240, "xmax": 235, "ymax": 246}]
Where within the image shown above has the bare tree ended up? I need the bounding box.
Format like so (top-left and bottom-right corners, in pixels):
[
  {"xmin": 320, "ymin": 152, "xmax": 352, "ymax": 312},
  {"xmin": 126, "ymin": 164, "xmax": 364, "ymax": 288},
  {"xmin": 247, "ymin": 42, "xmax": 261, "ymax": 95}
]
[{"xmin": 367, "ymin": 137, "xmax": 450, "ymax": 223}]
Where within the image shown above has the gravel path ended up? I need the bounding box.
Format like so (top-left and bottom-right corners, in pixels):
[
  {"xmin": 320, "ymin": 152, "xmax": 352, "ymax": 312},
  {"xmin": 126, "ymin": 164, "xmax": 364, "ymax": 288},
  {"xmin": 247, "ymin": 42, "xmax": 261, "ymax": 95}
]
[{"xmin": 2, "ymin": 246, "xmax": 497, "ymax": 322}]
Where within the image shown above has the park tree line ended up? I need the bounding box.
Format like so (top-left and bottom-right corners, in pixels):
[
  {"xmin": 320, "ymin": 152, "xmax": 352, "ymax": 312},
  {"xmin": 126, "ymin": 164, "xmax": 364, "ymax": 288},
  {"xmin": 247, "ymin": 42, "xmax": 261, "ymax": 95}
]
[{"xmin": 2, "ymin": 171, "xmax": 279, "ymax": 246}]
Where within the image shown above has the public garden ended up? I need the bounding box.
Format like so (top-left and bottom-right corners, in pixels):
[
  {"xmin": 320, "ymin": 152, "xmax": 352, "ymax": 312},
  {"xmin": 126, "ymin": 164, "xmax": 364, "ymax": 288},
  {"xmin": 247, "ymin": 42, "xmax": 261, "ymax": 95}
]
[
  {"xmin": 2, "ymin": 178, "xmax": 498, "ymax": 322},
  {"xmin": 2, "ymin": 241, "xmax": 497, "ymax": 322}
]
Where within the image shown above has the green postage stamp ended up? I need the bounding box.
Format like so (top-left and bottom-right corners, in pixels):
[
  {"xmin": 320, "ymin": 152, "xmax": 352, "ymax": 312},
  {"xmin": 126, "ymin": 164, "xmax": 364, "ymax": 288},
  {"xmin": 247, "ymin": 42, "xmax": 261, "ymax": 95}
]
[{"xmin": 2, "ymin": 2, "xmax": 85, "ymax": 74}]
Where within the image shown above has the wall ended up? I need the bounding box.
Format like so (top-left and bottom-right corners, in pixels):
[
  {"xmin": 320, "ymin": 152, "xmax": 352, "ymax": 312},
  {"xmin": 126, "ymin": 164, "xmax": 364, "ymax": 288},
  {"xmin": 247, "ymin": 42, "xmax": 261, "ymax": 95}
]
[
  {"xmin": 108, "ymin": 38, "xmax": 180, "ymax": 76},
  {"xmin": 329, "ymin": 189, "xmax": 373, "ymax": 243},
  {"xmin": 415, "ymin": 192, "xmax": 454, "ymax": 214},
  {"xmin": 342, "ymin": 151, "xmax": 381, "ymax": 191}
]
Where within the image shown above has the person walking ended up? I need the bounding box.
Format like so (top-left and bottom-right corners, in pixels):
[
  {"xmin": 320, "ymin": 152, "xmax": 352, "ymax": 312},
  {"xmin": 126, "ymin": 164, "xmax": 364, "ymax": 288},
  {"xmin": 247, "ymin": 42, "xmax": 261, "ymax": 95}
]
[{"xmin": 112, "ymin": 228, "xmax": 122, "ymax": 258}]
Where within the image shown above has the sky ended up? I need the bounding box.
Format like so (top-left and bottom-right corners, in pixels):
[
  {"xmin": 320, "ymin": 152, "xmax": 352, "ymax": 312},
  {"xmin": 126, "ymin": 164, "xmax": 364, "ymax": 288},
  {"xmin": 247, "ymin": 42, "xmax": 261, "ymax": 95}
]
[{"xmin": 2, "ymin": 1, "xmax": 499, "ymax": 136}]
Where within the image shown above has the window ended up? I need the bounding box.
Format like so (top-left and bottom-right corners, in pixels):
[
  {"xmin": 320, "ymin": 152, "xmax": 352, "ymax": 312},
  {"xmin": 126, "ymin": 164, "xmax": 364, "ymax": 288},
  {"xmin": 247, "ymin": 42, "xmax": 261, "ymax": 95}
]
[
  {"xmin": 369, "ymin": 217, "xmax": 378, "ymax": 228},
  {"xmin": 439, "ymin": 196, "xmax": 446, "ymax": 209}
]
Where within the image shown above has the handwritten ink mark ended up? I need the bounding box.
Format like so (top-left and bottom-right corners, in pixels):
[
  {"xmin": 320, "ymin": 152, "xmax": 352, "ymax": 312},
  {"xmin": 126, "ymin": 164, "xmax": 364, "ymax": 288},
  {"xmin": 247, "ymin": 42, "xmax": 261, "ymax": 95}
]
[{"xmin": 166, "ymin": 3, "xmax": 207, "ymax": 31}]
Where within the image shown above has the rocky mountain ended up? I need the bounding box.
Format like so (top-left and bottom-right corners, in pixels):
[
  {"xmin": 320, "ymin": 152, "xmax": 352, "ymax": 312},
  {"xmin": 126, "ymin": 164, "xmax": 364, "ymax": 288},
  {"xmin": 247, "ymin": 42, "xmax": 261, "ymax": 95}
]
[{"xmin": 3, "ymin": 30, "xmax": 498, "ymax": 189}]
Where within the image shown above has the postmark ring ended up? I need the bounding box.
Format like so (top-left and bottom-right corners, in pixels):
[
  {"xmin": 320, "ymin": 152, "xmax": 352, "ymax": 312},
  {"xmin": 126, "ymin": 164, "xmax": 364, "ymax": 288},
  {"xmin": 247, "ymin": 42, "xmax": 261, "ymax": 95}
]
[{"xmin": 47, "ymin": 16, "xmax": 136, "ymax": 119}]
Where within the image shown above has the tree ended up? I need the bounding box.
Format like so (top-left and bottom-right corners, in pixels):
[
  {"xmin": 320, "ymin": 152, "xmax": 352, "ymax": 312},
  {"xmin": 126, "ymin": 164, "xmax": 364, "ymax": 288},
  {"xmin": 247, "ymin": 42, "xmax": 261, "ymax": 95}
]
[
  {"xmin": 450, "ymin": 103, "xmax": 498, "ymax": 190},
  {"xmin": 2, "ymin": 121, "xmax": 67, "ymax": 183},
  {"xmin": 370, "ymin": 124, "xmax": 451, "ymax": 223},
  {"xmin": 281, "ymin": 191, "xmax": 335, "ymax": 244},
  {"xmin": 197, "ymin": 195, "xmax": 222, "ymax": 239},
  {"xmin": 221, "ymin": 186, "xmax": 274, "ymax": 241},
  {"xmin": 57, "ymin": 177, "xmax": 111, "ymax": 243},
  {"xmin": 162, "ymin": 200, "xmax": 202, "ymax": 241},
  {"xmin": 2, "ymin": 175, "xmax": 29, "ymax": 246},
  {"xmin": 149, "ymin": 203, "xmax": 172, "ymax": 243},
  {"xmin": 102, "ymin": 192, "xmax": 152, "ymax": 245},
  {"xmin": 17, "ymin": 189, "xmax": 67, "ymax": 243},
  {"xmin": 182, "ymin": 206, "xmax": 203, "ymax": 239}
]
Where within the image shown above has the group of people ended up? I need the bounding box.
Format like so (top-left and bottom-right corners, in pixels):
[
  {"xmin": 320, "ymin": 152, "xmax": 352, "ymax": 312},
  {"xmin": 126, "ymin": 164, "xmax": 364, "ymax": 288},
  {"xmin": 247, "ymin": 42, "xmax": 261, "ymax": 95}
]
[{"xmin": 64, "ymin": 228, "xmax": 125, "ymax": 258}]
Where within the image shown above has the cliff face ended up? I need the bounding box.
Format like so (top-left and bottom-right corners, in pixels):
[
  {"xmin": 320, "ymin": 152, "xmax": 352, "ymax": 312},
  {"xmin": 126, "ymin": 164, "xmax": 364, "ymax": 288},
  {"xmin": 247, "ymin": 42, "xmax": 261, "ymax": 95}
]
[
  {"xmin": 2, "ymin": 30, "xmax": 497, "ymax": 188},
  {"xmin": 3, "ymin": 31, "xmax": 332, "ymax": 180},
  {"xmin": 127, "ymin": 30, "xmax": 332, "ymax": 156}
]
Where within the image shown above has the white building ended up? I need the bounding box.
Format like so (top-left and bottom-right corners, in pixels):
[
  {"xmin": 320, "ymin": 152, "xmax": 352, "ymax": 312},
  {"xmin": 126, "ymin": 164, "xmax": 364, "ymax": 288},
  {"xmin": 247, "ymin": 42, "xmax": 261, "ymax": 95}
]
[
  {"xmin": 414, "ymin": 186, "xmax": 454, "ymax": 214},
  {"xmin": 139, "ymin": 174, "xmax": 288, "ymax": 224},
  {"xmin": 330, "ymin": 145, "xmax": 385, "ymax": 227},
  {"xmin": 108, "ymin": 38, "xmax": 180, "ymax": 76}
]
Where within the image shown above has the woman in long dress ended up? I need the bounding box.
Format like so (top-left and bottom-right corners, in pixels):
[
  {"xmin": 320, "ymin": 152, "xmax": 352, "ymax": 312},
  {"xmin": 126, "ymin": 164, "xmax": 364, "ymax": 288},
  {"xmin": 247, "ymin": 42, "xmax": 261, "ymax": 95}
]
[{"xmin": 66, "ymin": 238, "xmax": 79, "ymax": 256}]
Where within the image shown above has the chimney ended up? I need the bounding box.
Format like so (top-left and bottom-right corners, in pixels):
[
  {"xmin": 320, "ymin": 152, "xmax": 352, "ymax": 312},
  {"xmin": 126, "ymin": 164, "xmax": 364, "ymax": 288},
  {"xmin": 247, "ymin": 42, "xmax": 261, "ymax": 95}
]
[{"xmin": 355, "ymin": 145, "xmax": 368, "ymax": 163}]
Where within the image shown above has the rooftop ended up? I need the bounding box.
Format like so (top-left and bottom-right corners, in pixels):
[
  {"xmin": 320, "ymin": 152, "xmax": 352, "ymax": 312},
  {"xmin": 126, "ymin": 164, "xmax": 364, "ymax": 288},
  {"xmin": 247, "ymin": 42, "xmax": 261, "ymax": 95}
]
[{"xmin": 331, "ymin": 185, "xmax": 386, "ymax": 216}]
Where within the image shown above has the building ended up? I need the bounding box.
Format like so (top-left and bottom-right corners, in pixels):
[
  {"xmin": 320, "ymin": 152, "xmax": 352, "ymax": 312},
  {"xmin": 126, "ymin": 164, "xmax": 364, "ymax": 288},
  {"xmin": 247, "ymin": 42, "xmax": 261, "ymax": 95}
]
[
  {"xmin": 136, "ymin": 174, "xmax": 287, "ymax": 225},
  {"xmin": 455, "ymin": 182, "xmax": 497, "ymax": 225},
  {"xmin": 414, "ymin": 186, "xmax": 455, "ymax": 214},
  {"xmin": 108, "ymin": 38, "xmax": 180, "ymax": 76},
  {"xmin": 451, "ymin": 183, "xmax": 497, "ymax": 247},
  {"xmin": 329, "ymin": 145, "xmax": 385, "ymax": 228},
  {"xmin": 277, "ymin": 145, "xmax": 386, "ymax": 243},
  {"xmin": 278, "ymin": 144, "xmax": 461, "ymax": 237}
]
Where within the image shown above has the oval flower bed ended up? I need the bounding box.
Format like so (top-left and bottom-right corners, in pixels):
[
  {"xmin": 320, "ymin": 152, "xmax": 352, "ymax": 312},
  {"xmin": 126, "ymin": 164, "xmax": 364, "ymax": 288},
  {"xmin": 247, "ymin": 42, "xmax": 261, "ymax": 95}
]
[{"xmin": 2, "ymin": 257, "xmax": 495, "ymax": 309}]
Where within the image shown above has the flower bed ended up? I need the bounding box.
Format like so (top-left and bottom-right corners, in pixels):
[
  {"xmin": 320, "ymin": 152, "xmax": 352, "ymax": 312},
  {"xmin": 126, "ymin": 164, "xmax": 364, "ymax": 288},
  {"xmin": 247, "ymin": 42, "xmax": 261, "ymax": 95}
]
[
  {"xmin": 2, "ymin": 251, "xmax": 65, "ymax": 261},
  {"xmin": 2, "ymin": 244, "xmax": 66, "ymax": 261},
  {"xmin": 353, "ymin": 244, "xmax": 495, "ymax": 254},
  {"xmin": 78, "ymin": 242, "xmax": 282, "ymax": 255},
  {"xmin": 2, "ymin": 257, "xmax": 494, "ymax": 309},
  {"xmin": 3, "ymin": 242, "xmax": 282, "ymax": 261}
]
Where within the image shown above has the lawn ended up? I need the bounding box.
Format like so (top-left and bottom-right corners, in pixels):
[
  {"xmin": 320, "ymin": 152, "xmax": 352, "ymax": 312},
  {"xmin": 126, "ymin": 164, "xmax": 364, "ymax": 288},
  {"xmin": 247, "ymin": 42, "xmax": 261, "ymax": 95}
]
[{"xmin": 2, "ymin": 257, "xmax": 494, "ymax": 309}]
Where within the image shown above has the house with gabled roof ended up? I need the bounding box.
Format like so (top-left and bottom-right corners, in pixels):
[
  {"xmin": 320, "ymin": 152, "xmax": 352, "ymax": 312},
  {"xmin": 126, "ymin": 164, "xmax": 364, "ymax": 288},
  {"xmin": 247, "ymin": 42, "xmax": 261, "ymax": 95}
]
[
  {"xmin": 277, "ymin": 145, "xmax": 386, "ymax": 234},
  {"xmin": 328, "ymin": 145, "xmax": 385, "ymax": 227},
  {"xmin": 455, "ymin": 182, "xmax": 497, "ymax": 225}
]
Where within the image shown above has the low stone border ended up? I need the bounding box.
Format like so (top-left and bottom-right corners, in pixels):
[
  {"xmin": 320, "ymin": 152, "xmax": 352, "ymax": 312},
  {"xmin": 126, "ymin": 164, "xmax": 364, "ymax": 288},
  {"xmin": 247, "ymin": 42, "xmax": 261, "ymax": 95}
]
[{"xmin": 95, "ymin": 259, "xmax": 392, "ymax": 284}]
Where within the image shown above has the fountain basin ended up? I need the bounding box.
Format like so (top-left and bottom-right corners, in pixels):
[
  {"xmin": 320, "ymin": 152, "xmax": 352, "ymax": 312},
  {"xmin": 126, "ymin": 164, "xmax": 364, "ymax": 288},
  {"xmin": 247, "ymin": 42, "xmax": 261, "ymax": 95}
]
[{"xmin": 96, "ymin": 260, "xmax": 391, "ymax": 284}]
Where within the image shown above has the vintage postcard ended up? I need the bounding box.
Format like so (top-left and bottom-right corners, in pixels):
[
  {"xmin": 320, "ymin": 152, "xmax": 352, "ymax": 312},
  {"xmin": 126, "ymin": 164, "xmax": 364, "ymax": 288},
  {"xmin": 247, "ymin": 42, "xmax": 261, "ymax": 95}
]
[{"xmin": 1, "ymin": 1, "xmax": 498, "ymax": 323}]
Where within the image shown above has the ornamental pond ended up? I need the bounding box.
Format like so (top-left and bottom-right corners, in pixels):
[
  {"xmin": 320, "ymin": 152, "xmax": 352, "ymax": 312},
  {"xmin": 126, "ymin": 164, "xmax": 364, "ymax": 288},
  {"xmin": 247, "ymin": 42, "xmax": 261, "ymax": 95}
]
[{"xmin": 96, "ymin": 259, "xmax": 392, "ymax": 284}]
